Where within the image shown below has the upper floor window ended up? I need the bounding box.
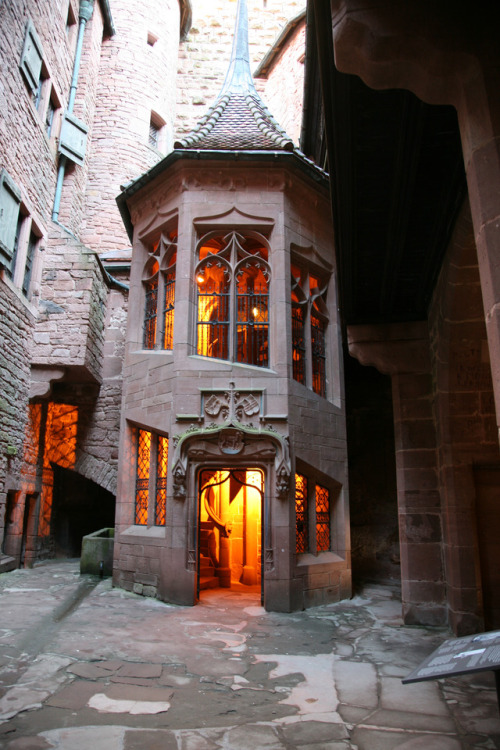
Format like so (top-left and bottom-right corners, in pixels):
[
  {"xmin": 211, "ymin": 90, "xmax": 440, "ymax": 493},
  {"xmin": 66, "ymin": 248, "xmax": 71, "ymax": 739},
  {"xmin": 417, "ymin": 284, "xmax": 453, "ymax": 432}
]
[
  {"xmin": 20, "ymin": 20, "xmax": 61, "ymax": 141},
  {"xmin": 0, "ymin": 169, "xmax": 41, "ymax": 299},
  {"xmin": 142, "ymin": 231, "xmax": 177, "ymax": 350},
  {"xmin": 195, "ymin": 230, "xmax": 270, "ymax": 368},
  {"xmin": 291, "ymin": 262, "xmax": 329, "ymax": 397},
  {"xmin": 148, "ymin": 112, "xmax": 167, "ymax": 152}
]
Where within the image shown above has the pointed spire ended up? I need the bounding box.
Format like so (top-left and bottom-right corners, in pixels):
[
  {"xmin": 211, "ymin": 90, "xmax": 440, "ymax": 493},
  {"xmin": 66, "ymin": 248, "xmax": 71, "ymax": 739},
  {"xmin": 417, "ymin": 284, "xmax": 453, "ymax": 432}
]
[
  {"xmin": 174, "ymin": 0, "xmax": 294, "ymax": 152},
  {"xmin": 219, "ymin": 0, "xmax": 255, "ymax": 96}
]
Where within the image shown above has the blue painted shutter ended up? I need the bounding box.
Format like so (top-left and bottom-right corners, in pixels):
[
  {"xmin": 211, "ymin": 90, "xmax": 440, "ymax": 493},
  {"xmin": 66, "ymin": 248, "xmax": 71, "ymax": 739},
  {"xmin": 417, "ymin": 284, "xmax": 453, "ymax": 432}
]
[
  {"xmin": 0, "ymin": 170, "xmax": 21, "ymax": 265},
  {"xmin": 20, "ymin": 20, "xmax": 44, "ymax": 94}
]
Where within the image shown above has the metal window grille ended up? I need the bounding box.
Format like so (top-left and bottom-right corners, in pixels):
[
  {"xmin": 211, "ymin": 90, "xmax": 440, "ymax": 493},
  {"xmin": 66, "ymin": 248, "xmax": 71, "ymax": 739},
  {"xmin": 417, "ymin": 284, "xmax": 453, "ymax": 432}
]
[
  {"xmin": 149, "ymin": 121, "xmax": 159, "ymax": 147},
  {"xmin": 311, "ymin": 314, "xmax": 327, "ymax": 397},
  {"xmin": 236, "ymin": 279, "xmax": 268, "ymax": 367},
  {"xmin": 135, "ymin": 429, "xmax": 150, "ymax": 525},
  {"xmin": 155, "ymin": 435, "xmax": 168, "ymax": 526},
  {"xmin": 22, "ymin": 230, "xmax": 37, "ymax": 296},
  {"xmin": 197, "ymin": 277, "xmax": 229, "ymax": 360},
  {"xmin": 143, "ymin": 278, "xmax": 158, "ymax": 349},
  {"xmin": 295, "ymin": 473, "xmax": 308, "ymax": 553},
  {"xmin": 162, "ymin": 269, "xmax": 175, "ymax": 350},
  {"xmin": 292, "ymin": 302, "xmax": 306, "ymax": 384},
  {"xmin": 315, "ymin": 483, "xmax": 330, "ymax": 552}
]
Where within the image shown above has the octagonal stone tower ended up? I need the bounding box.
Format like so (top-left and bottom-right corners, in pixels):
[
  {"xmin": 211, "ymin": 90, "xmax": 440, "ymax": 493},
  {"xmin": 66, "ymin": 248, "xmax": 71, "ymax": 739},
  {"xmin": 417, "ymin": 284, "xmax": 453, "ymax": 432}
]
[{"xmin": 114, "ymin": 0, "xmax": 350, "ymax": 611}]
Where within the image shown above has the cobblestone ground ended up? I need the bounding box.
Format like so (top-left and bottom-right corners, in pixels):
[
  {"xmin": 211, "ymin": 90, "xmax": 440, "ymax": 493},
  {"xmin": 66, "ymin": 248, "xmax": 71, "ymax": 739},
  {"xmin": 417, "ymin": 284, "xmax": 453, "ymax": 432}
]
[{"xmin": 0, "ymin": 561, "xmax": 499, "ymax": 749}]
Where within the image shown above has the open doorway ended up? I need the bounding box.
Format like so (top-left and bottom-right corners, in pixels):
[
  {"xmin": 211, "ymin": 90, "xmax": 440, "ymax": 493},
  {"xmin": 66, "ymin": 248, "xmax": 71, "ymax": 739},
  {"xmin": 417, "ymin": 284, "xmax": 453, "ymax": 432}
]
[
  {"xmin": 198, "ymin": 468, "xmax": 263, "ymax": 600},
  {"xmin": 51, "ymin": 465, "xmax": 115, "ymax": 558}
]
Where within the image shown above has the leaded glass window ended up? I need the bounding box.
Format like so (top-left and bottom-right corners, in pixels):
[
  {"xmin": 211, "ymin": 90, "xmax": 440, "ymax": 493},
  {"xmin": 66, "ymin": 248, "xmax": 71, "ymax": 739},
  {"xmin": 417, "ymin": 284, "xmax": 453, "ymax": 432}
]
[
  {"xmin": 315, "ymin": 484, "xmax": 330, "ymax": 552},
  {"xmin": 295, "ymin": 473, "xmax": 308, "ymax": 554},
  {"xmin": 196, "ymin": 231, "xmax": 270, "ymax": 368},
  {"xmin": 134, "ymin": 427, "xmax": 168, "ymax": 527},
  {"xmin": 295, "ymin": 471, "xmax": 332, "ymax": 555},
  {"xmin": 135, "ymin": 429, "xmax": 150, "ymax": 525},
  {"xmin": 155, "ymin": 435, "xmax": 168, "ymax": 526}
]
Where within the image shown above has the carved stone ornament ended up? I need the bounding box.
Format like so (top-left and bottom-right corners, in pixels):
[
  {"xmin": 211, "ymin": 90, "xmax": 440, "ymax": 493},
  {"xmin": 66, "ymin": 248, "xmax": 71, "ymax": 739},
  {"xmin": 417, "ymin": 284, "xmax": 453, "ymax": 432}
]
[
  {"xmin": 172, "ymin": 460, "xmax": 187, "ymax": 500},
  {"xmin": 219, "ymin": 429, "xmax": 245, "ymax": 455},
  {"xmin": 276, "ymin": 463, "xmax": 291, "ymax": 500},
  {"xmin": 204, "ymin": 393, "xmax": 229, "ymax": 419}
]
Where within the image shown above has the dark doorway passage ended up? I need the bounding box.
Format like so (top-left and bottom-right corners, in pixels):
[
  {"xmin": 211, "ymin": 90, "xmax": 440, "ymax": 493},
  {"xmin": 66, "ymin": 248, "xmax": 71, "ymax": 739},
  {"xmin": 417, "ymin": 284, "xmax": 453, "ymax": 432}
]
[
  {"xmin": 51, "ymin": 465, "xmax": 115, "ymax": 558},
  {"xmin": 345, "ymin": 353, "xmax": 400, "ymax": 588}
]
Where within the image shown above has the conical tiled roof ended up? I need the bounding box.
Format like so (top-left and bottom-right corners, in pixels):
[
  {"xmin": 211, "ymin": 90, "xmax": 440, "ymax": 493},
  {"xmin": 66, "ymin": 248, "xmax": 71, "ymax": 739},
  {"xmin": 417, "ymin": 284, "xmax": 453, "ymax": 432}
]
[{"xmin": 174, "ymin": 0, "xmax": 295, "ymax": 152}]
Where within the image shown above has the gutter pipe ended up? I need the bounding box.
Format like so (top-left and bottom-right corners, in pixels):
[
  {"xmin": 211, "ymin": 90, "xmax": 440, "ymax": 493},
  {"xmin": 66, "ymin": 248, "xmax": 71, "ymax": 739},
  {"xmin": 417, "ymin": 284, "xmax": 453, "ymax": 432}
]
[{"xmin": 52, "ymin": 0, "xmax": 94, "ymax": 222}]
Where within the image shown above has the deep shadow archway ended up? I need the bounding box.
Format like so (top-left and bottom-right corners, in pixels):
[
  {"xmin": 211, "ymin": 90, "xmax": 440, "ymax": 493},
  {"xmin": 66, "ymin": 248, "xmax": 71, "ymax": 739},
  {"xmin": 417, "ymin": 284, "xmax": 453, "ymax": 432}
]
[{"xmin": 51, "ymin": 465, "xmax": 115, "ymax": 558}]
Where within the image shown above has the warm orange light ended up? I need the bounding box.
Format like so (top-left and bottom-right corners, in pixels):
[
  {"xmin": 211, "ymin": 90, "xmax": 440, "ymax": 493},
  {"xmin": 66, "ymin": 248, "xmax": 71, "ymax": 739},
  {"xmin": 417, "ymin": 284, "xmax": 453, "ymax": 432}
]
[{"xmin": 196, "ymin": 274, "xmax": 205, "ymax": 284}]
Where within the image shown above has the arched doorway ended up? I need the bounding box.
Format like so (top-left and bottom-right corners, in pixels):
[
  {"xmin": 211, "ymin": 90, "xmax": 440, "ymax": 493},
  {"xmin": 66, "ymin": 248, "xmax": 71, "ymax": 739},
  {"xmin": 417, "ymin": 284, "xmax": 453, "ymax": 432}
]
[{"xmin": 198, "ymin": 468, "xmax": 263, "ymax": 602}]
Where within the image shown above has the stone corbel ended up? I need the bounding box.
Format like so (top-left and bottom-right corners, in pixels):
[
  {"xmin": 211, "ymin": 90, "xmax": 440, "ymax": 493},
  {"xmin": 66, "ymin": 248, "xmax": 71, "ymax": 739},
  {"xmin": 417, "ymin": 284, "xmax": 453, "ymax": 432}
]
[
  {"xmin": 347, "ymin": 322, "xmax": 431, "ymax": 375},
  {"xmin": 29, "ymin": 367, "xmax": 66, "ymax": 399}
]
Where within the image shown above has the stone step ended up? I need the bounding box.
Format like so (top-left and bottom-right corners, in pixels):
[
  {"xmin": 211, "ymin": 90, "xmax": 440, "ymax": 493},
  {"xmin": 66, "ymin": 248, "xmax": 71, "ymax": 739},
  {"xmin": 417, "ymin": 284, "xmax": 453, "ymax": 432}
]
[
  {"xmin": 199, "ymin": 576, "xmax": 219, "ymax": 590},
  {"xmin": 0, "ymin": 554, "xmax": 16, "ymax": 573}
]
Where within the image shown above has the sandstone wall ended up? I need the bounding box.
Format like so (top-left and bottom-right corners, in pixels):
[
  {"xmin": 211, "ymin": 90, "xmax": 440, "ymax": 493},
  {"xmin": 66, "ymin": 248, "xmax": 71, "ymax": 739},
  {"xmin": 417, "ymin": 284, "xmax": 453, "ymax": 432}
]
[{"xmin": 79, "ymin": 0, "xmax": 183, "ymax": 254}]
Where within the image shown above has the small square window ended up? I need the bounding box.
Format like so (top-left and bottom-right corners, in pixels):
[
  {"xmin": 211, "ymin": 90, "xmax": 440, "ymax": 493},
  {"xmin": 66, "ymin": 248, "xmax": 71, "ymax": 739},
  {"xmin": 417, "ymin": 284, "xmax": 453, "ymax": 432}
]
[
  {"xmin": 149, "ymin": 121, "xmax": 160, "ymax": 148},
  {"xmin": 148, "ymin": 112, "xmax": 167, "ymax": 152}
]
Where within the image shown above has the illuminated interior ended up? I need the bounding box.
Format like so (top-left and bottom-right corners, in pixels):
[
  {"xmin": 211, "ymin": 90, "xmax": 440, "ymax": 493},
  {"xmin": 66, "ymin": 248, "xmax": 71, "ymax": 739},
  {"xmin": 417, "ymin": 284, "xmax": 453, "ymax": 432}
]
[
  {"xmin": 199, "ymin": 468, "xmax": 263, "ymax": 589},
  {"xmin": 134, "ymin": 428, "xmax": 168, "ymax": 526},
  {"xmin": 40, "ymin": 403, "xmax": 78, "ymax": 537},
  {"xmin": 196, "ymin": 231, "xmax": 270, "ymax": 367}
]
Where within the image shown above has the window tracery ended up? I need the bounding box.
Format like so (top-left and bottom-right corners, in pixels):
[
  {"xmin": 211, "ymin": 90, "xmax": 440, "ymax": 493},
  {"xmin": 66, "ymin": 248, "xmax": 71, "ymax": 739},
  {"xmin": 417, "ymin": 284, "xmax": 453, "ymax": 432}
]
[
  {"xmin": 195, "ymin": 230, "xmax": 270, "ymax": 368},
  {"xmin": 291, "ymin": 262, "xmax": 329, "ymax": 397},
  {"xmin": 142, "ymin": 231, "xmax": 177, "ymax": 350}
]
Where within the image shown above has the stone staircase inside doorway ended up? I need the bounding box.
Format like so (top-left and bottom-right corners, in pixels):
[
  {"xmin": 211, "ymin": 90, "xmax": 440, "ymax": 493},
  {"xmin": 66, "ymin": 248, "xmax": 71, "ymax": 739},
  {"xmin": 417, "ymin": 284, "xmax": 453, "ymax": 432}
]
[
  {"xmin": 199, "ymin": 521, "xmax": 219, "ymax": 590},
  {"xmin": 199, "ymin": 553, "xmax": 219, "ymax": 590}
]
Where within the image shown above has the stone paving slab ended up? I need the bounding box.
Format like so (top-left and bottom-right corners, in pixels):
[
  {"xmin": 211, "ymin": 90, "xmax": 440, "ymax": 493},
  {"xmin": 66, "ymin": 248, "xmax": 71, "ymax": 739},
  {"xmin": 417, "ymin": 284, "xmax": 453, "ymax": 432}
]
[{"xmin": 0, "ymin": 562, "xmax": 499, "ymax": 750}]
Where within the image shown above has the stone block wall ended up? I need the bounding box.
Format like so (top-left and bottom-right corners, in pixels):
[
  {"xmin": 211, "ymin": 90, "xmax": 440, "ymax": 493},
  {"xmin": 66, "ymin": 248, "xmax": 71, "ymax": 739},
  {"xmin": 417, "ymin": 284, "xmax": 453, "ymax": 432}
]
[
  {"xmin": 79, "ymin": 0, "xmax": 183, "ymax": 254},
  {"xmin": 57, "ymin": 2, "xmax": 106, "ymax": 235},
  {"xmin": 257, "ymin": 16, "xmax": 305, "ymax": 145},
  {"xmin": 32, "ymin": 225, "xmax": 107, "ymax": 383},
  {"xmin": 429, "ymin": 202, "xmax": 500, "ymax": 634},
  {"xmin": 0, "ymin": 285, "xmax": 34, "ymax": 543}
]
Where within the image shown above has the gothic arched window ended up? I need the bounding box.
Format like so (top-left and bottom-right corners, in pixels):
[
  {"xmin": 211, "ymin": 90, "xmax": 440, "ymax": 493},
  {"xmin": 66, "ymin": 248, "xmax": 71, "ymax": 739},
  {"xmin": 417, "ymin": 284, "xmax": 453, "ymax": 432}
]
[
  {"xmin": 291, "ymin": 262, "xmax": 329, "ymax": 397},
  {"xmin": 142, "ymin": 231, "xmax": 177, "ymax": 350},
  {"xmin": 195, "ymin": 231, "xmax": 270, "ymax": 368}
]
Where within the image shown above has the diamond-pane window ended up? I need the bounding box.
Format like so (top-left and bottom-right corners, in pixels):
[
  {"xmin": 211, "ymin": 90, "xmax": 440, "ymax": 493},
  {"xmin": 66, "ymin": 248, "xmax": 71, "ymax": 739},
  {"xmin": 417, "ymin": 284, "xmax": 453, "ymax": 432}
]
[
  {"xmin": 135, "ymin": 429, "xmax": 151, "ymax": 525},
  {"xmin": 155, "ymin": 435, "xmax": 168, "ymax": 526},
  {"xmin": 295, "ymin": 473, "xmax": 308, "ymax": 554},
  {"xmin": 315, "ymin": 484, "xmax": 330, "ymax": 552}
]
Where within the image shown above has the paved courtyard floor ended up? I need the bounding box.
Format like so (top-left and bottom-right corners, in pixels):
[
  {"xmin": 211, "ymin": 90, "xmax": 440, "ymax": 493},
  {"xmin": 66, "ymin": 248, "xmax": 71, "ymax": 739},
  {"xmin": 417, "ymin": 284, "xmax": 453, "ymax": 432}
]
[{"xmin": 0, "ymin": 561, "xmax": 498, "ymax": 750}]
